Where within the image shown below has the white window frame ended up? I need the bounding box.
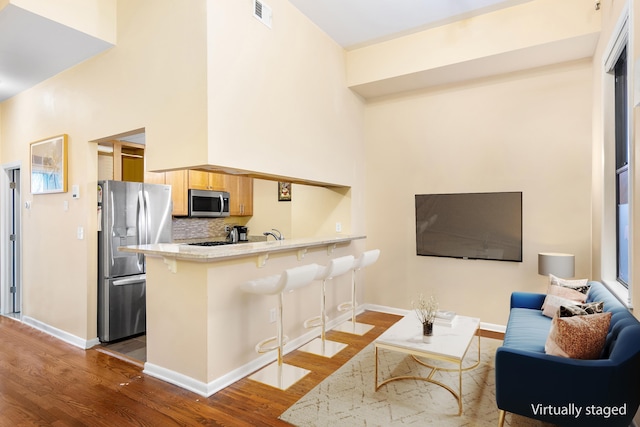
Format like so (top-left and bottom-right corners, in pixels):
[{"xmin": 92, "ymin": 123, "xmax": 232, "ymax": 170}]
[{"xmin": 602, "ymin": 5, "xmax": 633, "ymax": 307}]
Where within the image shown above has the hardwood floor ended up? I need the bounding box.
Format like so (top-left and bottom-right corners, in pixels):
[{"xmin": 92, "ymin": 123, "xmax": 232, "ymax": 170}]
[
  {"xmin": 0, "ymin": 311, "xmax": 401, "ymax": 426},
  {"xmin": 99, "ymin": 334, "xmax": 147, "ymax": 366}
]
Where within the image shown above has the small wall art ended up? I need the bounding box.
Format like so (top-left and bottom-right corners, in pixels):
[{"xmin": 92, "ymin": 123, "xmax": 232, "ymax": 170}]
[
  {"xmin": 278, "ymin": 182, "xmax": 291, "ymax": 201},
  {"xmin": 30, "ymin": 134, "xmax": 68, "ymax": 194}
]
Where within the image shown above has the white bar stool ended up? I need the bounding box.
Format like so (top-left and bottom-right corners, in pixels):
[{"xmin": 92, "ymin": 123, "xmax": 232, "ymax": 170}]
[
  {"xmin": 333, "ymin": 249, "xmax": 380, "ymax": 335},
  {"xmin": 298, "ymin": 255, "xmax": 354, "ymax": 358},
  {"xmin": 241, "ymin": 263, "xmax": 318, "ymax": 390}
]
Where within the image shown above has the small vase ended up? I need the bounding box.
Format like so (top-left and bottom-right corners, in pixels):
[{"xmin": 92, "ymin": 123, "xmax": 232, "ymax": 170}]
[{"xmin": 422, "ymin": 321, "xmax": 433, "ymax": 343}]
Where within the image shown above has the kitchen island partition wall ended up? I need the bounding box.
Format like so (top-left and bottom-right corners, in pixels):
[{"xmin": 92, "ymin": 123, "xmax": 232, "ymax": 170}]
[{"xmin": 121, "ymin": 236, "xmax": 366, "ymax": 396}]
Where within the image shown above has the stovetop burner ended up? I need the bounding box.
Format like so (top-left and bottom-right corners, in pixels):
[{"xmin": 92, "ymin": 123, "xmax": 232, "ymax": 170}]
[{"xmin": 187, "ymin": 241, "xmax": 232, "ymax": 247}]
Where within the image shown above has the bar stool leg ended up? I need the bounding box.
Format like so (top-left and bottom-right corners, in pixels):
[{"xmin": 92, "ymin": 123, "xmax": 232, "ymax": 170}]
[
  {"xmin": 350, "ymin": 271, "xmax": 357, "ymax": 325},
  {"xmin": 276, "ymin": 292, "xmax": 284, "ymax": 366},
  {"xmin": 299, "ymin": 280, "xmax": 348, "ymax": 358},
  {"xmin": 333, "ymin": 269, "xmax": 374, "ymax": 335},
  {"xmin": 320, "ymin": 279, "xmax": 327, "ymax": 342},
  {"xmin": 248, "ymin": 291, "xmax": 310, "ymax": 390}
]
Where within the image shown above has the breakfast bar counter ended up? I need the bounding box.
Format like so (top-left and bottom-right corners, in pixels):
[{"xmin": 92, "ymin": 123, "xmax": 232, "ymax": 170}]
[
  {"xmin": 119, "ymin": 234, "xmax": 368, "ymax": 397},
  {"xmin": 121, "ymin": 235, "xmax": 365, "ymax": 269}
]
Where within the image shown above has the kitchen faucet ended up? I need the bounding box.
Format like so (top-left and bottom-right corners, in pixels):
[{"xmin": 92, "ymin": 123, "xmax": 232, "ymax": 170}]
[{"xmin": 263, "ymin": 229, "xmax": 284, "ymax": 241}]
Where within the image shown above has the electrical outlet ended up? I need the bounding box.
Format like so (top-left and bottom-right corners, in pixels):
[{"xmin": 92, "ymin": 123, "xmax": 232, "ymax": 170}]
[
  {"xmin": 335, "ymin": 222, "xmax": 342, "ymax": 233},
  {"xmin": 269, "ymin": 308, "xmax": 276, "ymax": 323}
]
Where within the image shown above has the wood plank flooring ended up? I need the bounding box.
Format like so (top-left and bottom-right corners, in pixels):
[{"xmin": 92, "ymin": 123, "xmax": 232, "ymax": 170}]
[{"xmin": 0, "ymin": 311, "xmax": 401, "ymax": 426}]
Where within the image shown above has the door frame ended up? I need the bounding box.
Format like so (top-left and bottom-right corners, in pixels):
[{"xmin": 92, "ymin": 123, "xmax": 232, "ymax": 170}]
[{"xmin": 1, "ymin": 161, "xmax": 22, "ymax": 315}]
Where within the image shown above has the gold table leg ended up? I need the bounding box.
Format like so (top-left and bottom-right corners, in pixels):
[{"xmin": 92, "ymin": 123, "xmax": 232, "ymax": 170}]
[{"xmin": 374, "ymin": 334, "xmax": 481, "ymax": 416}]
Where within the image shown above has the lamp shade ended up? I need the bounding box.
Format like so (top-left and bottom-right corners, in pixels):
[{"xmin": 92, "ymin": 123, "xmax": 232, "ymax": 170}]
[{"xmin": 538, "ymin": 253, "xmax": 575, "ymax": 278}]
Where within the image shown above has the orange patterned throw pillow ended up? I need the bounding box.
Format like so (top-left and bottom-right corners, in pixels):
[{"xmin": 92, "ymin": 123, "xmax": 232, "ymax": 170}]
[{"xmin": 545, "ymin": 311, "xmax": 611, "ymax": 359}]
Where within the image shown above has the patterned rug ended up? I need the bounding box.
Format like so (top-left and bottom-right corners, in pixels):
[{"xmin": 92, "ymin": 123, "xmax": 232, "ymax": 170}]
[{"xmin": 279, "ymin": 337, "xmax": 555, "ymax": 426}]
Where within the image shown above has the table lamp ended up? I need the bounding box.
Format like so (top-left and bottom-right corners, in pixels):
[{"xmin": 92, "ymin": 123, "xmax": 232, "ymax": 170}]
[{"xmin": 538, "ymin": 252, "xmax": 575, "ymax": 278}]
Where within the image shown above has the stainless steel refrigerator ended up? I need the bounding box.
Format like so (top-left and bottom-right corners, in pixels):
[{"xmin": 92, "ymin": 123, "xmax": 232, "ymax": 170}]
[{"xmin": 97, "ymin": 180, "xmax": 172, "ymax": 343}]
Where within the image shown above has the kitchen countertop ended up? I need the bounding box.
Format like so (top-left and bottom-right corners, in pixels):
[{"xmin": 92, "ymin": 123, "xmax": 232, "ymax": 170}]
[{"xmin": 119, "ymin": 235, "xmax": 366, "ymax": 266}]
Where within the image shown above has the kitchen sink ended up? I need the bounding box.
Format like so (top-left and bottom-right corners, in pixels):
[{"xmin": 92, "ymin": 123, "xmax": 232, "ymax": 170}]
[{"xmin": 187, "ymin": 241, "xmax": 233, "ymax": 247}]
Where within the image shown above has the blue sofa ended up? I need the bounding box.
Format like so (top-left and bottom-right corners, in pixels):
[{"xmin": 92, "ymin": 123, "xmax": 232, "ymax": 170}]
[{"xmin": 495, "ymin": 281, "xmax": 640, "ymax": 427}]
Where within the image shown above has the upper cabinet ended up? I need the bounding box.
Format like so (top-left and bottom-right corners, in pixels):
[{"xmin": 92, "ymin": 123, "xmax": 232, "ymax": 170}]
[
  {"xmin": 164, "ymin": 171, "xmax": 188, "ymax": 216},
  {"xmin": 144, "ymin": 171, "xmax": 166, "ymax": 185},
  {"xmin": 187, "ymin": 170, "xmax": 226, "ymax": 191},
  {"xmin": 224, "ymin": 175, "xmax": 253, "ymax": 216},
  {"xmin": 162, "ymin": 170, "xmax": 253, "ymax": 217}
]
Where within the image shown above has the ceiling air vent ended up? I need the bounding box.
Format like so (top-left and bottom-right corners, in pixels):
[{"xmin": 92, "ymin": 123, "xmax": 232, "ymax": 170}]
[{"xmin": 253, "ymin": 0, "xmax": 272, "ymax": 28}]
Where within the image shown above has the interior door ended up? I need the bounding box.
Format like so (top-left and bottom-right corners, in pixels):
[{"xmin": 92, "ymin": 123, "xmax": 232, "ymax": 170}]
[
  {"xmin": 1, "ymin": 167, "xmax": 21, "ymax": 316},
  {"xmin": 9, "ymin": 169, "xmax": 20, "ymax": 314}
]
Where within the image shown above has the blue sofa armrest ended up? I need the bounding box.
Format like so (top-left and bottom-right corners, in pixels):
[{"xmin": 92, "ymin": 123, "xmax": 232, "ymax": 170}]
[
  {"xmin": 495, "ymin": 347, "xmax": 637, "ymax": 427},
  {"xmin": 510, "ymin": 292, "xmax": 546, "ymax": 310}
]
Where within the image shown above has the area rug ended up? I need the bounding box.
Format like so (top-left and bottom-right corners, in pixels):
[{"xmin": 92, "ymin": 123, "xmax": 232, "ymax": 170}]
[{"xmin": 279, "ymin": 337, "xmax": 555, "ymax": 426}]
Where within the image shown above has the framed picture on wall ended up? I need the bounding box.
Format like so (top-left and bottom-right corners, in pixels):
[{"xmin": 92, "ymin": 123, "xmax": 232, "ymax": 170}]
[
  {"xmin": 278, "ymin": 182, "xmax": 291, "ymax": 201},
  {"xmin": 30, "ymin": 134, "xmax": 68, "ymax": 194}
]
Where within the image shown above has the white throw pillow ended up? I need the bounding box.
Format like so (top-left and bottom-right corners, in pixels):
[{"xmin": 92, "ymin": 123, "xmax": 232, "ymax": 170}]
[
  {"xmin": 541, "ymin": 274, "xmax": 590, "ymax": 309},
  {"xmin": 542, "ymin": 294, "xmax": 576, "ymax": 318}
]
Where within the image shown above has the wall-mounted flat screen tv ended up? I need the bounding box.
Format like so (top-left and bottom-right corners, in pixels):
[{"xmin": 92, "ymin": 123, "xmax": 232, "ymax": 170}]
[{"xmin": 415, "ymin": 192, "xmax": 523, "ymax": 262}]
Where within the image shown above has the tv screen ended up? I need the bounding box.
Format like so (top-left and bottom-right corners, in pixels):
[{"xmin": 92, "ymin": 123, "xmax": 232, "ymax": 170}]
[{"xmin": 415, "ymin": 192, "xmax": 522, "ymax": 262}]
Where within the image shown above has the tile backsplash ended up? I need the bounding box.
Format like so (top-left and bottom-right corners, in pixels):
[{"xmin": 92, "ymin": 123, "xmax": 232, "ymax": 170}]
[{"xmin": 172, "ymin": 218, "xmax": 227, "ymax": 241}]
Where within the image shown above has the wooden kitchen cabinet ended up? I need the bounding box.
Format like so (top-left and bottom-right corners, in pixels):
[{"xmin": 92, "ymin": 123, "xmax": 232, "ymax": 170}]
[
  {"xmin": 164, "ymin": 170, "xmax": 253, "ymax": 217},
  {"xmin": 188, "ymin": 170, "xmax": 225, "ymax": 191},
  {"xmin": 144, "ymin": 171, "xmax": 166, "ymax": 185},
  {"xmin": 225, "ymin": 175, "xmax": 253, "ymax": 216},
  {"xmin": 165, "ymin": 170, "xmax": 188, "ymax": 216},
  {"xmin": 145, "ymin": 171, "xmax": 190, "ymax": 217}
]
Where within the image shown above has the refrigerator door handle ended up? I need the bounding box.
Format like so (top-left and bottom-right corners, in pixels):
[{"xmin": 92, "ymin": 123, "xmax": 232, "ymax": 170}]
[
  {"xmin": 136, "ymin": 190, "xmax": 146, "ymax": 267},
  {"xmin": 109, "ymin": 191, "xmax": 116, "ymax": 268},
  {"xmin": 113, "ymin": 274, "xmax": 146, "ymax": 286},
  {"xmin": 144, "ymin": 190, "xmax": 151, "ymax": 244}
]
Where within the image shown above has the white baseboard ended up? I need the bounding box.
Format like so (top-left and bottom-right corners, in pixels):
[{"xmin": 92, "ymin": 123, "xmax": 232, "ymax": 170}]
[
  {"xmin": 363, "ymin": 303, "xmax": 409, "ymax": 316},
  {"xmin": 481, "ymin": 322, "xmax": 506, "ymax": 334},
  {"xmin": 22, "ymin": 316, "xmax": 99, "ymax": 350},
  {"xmin": 143, "ymin": 362, "xmax": 211, "ymax": 396}
]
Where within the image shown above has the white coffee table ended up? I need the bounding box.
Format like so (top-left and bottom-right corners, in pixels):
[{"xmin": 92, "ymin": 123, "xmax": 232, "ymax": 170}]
[{"xmin": 374, "ymin": 314, "xmax": 480, "ymax": 415}]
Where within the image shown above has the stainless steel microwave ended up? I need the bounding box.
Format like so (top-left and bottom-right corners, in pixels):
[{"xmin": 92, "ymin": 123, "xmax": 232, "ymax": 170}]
[{"xmin": 188, "ymin": 189, "xmax": 230, "ymax": 217}]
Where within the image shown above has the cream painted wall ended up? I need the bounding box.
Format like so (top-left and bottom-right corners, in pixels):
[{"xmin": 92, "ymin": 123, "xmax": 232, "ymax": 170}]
[
  {"xmin": 203, "ymin": 0, "xmax": 365, "ymax": 189},
  {"xmin": 291, "ymin": 185, "xmax": 351, "ymax": 238},
  {"xmin": 247, "ymin": 179, "xmax": 352, "ymax": 239},
  {"xmin": 364, "ymin": 60, "xmax": 593, "ymax": 326},
  {"xmin": 0, "ymin": 0, "xmax": 209, "ymax": 340},
  {"xmin": 247, "ymin": 179, "xmax": 293, "ymax": 239},
  {"xmin": 346, "ymin": 0, "xmax": 599, "ymax": 97}
]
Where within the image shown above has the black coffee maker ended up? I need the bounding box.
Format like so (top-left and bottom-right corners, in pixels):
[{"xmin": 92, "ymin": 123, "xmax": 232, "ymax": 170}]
[{"xmin": 235, "ymin": 226, "xmax": 248, "ymax": 242}]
